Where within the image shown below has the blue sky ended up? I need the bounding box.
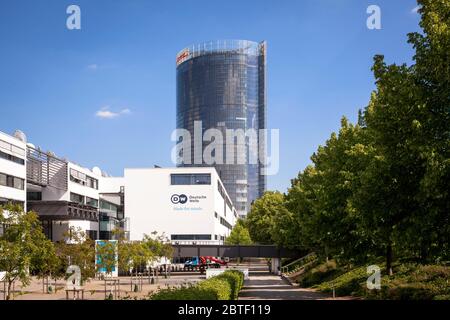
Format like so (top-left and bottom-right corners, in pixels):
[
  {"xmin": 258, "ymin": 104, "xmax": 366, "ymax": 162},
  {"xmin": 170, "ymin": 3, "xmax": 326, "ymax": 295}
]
[{"xmin": 0, "ymin": 0, "xmax": 422, "ymax": 192}]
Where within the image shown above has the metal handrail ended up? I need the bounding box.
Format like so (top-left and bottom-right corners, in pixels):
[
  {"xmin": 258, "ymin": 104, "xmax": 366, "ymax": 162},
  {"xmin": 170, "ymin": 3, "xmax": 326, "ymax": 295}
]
[{"xmin": 281, "ymin": 252, "xmax": 317, "ymax": 274}]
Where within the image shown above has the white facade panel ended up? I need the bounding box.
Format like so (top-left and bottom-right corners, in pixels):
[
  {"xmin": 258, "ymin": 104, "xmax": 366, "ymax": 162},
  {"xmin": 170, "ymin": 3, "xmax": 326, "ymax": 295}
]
[
  {"xmin": 124, "ymin": 167, "xmax": 236, "ymax": 243},
  {"xmin": 0, "ymin": 131, "xmax": 26, "ymax": 203}
]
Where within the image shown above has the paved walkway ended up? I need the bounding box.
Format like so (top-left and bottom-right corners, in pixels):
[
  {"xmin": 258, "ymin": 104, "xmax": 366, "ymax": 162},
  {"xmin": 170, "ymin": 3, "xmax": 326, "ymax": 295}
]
[{"xmin": 238, "ymin": 261, "xmax": 336, "ymax": 300}]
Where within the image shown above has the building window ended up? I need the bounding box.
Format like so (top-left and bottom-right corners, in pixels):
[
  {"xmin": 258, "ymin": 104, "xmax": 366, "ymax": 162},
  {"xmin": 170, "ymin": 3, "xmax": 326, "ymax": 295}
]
[
  {"xmin": 27, "ymin": 192, "xmax": 42, "ymax": 201},
  {"xmin": 220, "ymin": 217, "xmax": 232, "ymax": 230},
  {"xmin": 70, "ymin": 168, "xmax": 98, "ymax": 189},
  {"xmin": 0, "ymin": 198, "xmax": 24, "ymax": 209},
  {"xmin": 171, "ymin": 173, "xmax": 211, "ymax": 185},
  {"xmin": 214, "ymin": 212, "xmax": 218, "ymax": 219},
  {"xmin": 170, "ymin": 234, "xmax": 212, "ymax": 240},
  {"xmin": 99, "ymin": 200, "xmax": 118, "ymax": 214},
  {"xmin": 70, "ymin": 192, "xmax": 85, "ymax": 205},
  {"xmin": 86, "ymin": 176, "xmax": 98, "ymax": 189},
  {"xmin": 86, "ymin": 197, "xmax": 99, "ymax": 208},
  {"xmin": 0, "ymin": 150, "xmax": 25, "ymax": 165},
  {"xmin": 13, "ymin": 177, "xmax": 24, "ymax": 190},
  {"xmin": 0, "ymin": 172, "xmax": 24, "ymax": 190},
  {"xmin": 70, "ymin": 168, "xmax": 86, "ymax": 184}
]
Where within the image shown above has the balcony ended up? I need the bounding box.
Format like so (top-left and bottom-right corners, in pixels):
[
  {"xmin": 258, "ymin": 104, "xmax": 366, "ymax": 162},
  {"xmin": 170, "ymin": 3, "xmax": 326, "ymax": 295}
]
[
  {"xmin": 27, "ymin": 200, "xmax": 98, "ymax": 221},
  {"xmin": 26, "ymin": 146, "xmax": 68, "ymax": 190}
]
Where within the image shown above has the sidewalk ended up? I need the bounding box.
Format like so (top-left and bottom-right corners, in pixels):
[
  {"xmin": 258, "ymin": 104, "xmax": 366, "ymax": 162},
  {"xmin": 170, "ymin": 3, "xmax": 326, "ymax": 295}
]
[{"xmin": 238, "ymin": 260, "xmax": 347, "ymax": 300}]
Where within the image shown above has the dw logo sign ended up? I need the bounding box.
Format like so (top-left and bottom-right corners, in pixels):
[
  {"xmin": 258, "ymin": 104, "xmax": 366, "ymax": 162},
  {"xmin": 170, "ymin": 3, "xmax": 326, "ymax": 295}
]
[{"xmin": 171, "ymin": 194, "xmax": 188, "ymax": 204}]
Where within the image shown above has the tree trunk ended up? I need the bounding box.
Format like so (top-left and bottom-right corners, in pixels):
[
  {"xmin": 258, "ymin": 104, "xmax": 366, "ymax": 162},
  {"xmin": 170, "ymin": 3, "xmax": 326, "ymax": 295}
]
[
  {"xmin": 6, "ymin": 281, "xmax": 12, "ymax": 300},
  {"xmin": 420, "ymin": 245, "xmax": 428, "ymax": 263},
  {"xmin": 386, "ymin": 243, "xmax": 393, "ymax": 276}
]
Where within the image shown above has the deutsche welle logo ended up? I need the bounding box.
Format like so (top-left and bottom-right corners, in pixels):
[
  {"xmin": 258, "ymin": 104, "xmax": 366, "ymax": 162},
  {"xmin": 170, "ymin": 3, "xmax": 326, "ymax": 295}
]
[{"xmin": 171, "ymin": 194, "xmax": 188, "ymax": 204}]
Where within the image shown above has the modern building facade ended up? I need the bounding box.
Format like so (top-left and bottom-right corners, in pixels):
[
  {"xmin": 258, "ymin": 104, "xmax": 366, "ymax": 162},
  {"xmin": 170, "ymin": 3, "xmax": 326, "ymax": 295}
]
[
  {"xmin": 176, "ymin": 40, "xmax": 267, "ymax": 217},
  {"xmin": 124, "ymin": 167, "xmax": 237, "ymax": 243},
  {"xmin": 0, "ymin": 131, "xmax": 26, "ymax": 209},
  {"xmin": 1, "ymin": 130, "xmax": 235, "ymax": 245},
  {"xmin": 0, "ymin": 130, "xmax": 129, "ymax": 242}
]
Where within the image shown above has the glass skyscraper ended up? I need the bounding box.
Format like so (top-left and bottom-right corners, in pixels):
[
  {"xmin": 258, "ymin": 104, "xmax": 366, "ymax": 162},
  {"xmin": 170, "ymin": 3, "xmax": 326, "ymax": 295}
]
[{"xmin": 176, "ymin": 40, "xmax": 267, "ymax": 217}]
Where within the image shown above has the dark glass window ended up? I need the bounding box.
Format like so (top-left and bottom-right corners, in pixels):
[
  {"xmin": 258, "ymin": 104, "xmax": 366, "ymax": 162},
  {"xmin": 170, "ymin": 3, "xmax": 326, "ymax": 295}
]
[
  {"xmin": 0, "ymin": 172, "xmax": 24, "ymax": 190},
  {"xmin": 70, "ymin": 192, "xmax": 85, "ymax": 204},
  {"xmin": 220, "ymin": 217, "xmax": 232, "ymax": 230},
  {"xmin": 27, "ymin": 192, "xmax": 42, "ymax": 201},
  {"xmin": 171, "ymin": 234, "xmax": 212, "ymax": 240},
  {"xmin": 171, "ymin": 173, "xmax": 211, "ymax": 185},
  {"xmin": 86, "ymin": 176, "xmax": 98, "ymax": 189},
  {"xmin": 0, "ymin": 150, "xmax": 25, "ymax": 165},
  {"xmin": 70, "ymin": 168, "xmax": 98, "ymax": 189},
  {"xmin": 86, "ymin": 197, "xmax": 99, "ymax": 208}
]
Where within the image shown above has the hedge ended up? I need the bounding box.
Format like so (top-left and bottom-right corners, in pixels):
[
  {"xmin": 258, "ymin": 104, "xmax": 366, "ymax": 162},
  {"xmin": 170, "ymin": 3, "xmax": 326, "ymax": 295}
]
[{"xmin": 150, "ymin": 270, "xmax": 244, "ymax": 300}]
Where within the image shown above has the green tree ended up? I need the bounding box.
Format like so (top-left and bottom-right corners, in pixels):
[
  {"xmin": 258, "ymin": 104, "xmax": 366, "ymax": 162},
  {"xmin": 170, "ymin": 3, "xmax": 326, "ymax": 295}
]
[
  {"xmin": 407, "ymin": 0, "xmax": 450, "ymax": 261},
  {"xmin": 29, "ymin": 231, "xmax": 60, "ymax": 293},
  {"xmin": 286, "ymin": 118, "xmax": 374, "ymax": 261},
  {"xmin": 225, "ymin": 220, "xmax": 252, "ymax": 245},
  {"xmin": 142, "ymin": 232, "xmax": 174, "ymax": 261},
  {"xmin": 246, "ymin": 191, "xmax": 285, "ymax": 244},
  {"xmin": 55, "ymin": 227, "xmax": 96, "ymax": 284},
  {"xmin": 353, "ymin": 0, "xmax": 450, "ymax": 272},
  {"xmin": 0, "ymin": 204, "xmax": 53, "ymax": 300}
]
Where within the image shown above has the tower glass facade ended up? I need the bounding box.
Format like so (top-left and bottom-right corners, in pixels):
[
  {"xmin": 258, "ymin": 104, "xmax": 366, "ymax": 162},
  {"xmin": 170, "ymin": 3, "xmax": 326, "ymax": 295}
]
[{"xmin": 176, "ymin": 40, "xmax": 267, "ymax": 217}]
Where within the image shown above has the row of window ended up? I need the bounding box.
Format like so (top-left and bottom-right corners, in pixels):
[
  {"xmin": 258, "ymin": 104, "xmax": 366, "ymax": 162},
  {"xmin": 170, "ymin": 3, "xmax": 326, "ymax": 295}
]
[
  {"xmin": 214, "ymin": 234, "xmax": 225, "ymax": 241},
  {"xmin": 217, "ymin": 181, "xmax": 233, "ymax": 212},
  {"xmin": 170, "ymin": 234, "xmax": 227, "ymax": 241},
  {"xmin": 70, "ymin": 168, "xmax": 99, "ymax": 189},
  {"xmin": 0, "ymin": 197, "xmax": 24, "ymax": 208},
  {"xmin": 70, "ymin": 192, "xmax": 99, "ymax": 208},
  {"xmin": 220, "ymin": 217, "xmax": 232, "ymax": 230},
  {"xmin": 171, "ymin": 234, "xmax": 212, "ymax": 240},
  {"xmin": 0, "ymin": 138, "xmax": 25, "ymax": 157},
  {"xmin": 0, "ymin": 149, "xmax": 25, "ymax": 165},
  {"xmin": 170, "ymin": 173, "xmax": 211, "ymax": 185},
  {"xmin": 0, "ymin": 172, "xmax": 24, "ymax": 190},
  {"xmin": 99, "ymin": 200, "xmax": 118, "ymax": 212}
]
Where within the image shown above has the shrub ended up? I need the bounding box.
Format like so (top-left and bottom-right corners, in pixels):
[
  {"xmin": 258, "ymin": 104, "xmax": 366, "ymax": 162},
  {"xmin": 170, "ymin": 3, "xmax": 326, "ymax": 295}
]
[
  {"xmin": 307, "ymin": 262, "xmax": 450, "ymax": 300},
  {"xmin": 149, "ymin": 270, "xmax": 244, "ymax": 300},
  {"xmin": 198, "ymin": 276, "xmax": 232, "ymax": 300},
  {"xmin": 215, "ymin": 270, "xmax": 245, "ymax": 299},
  {"xmin": 315, "ymin": 265, "xmax": 367, "ymax": 296},
  {"xmin": 150, "ymin": 284, "xmax": 218, "ymax": 300},
  {"xmin": 365, "ymin": 264, "xmax": 450, "ymax": 300},
  {"xmin": 297, "ymin": 260, "xmax": 342, "ymax": 287}
]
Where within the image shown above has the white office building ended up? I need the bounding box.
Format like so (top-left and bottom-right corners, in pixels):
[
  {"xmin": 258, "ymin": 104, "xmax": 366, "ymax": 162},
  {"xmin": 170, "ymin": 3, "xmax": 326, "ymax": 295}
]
[
  {"xmin": 1, "ymin": 130, "xmax": 237, "ymax": 244},
  {"xmin": 124, "ymin": 167, "xmax": 237, "ymax": 243},
  {"xmin": 0, "ymin": 130, "xmax": 27, "ymax": 208},
  {"xmin": 0, "ymin": 129, "xmax": 129, "ymax": 242}
]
